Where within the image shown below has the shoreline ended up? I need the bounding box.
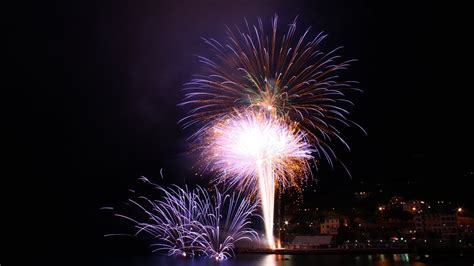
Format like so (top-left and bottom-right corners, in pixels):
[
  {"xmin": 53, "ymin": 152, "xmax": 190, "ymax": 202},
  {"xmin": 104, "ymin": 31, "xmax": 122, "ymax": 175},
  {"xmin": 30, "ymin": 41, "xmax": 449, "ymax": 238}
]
[{"xmin": 237, "ymin": 247, "xmax": 474, "ymax": 255}]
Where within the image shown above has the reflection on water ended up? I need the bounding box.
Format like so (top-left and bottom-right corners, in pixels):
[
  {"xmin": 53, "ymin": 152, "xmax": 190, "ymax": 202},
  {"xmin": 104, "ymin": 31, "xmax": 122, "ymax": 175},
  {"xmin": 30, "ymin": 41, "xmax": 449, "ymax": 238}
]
[{"xmin": 102, "ymin": 253, "xmax": 472, "ymax": 266}]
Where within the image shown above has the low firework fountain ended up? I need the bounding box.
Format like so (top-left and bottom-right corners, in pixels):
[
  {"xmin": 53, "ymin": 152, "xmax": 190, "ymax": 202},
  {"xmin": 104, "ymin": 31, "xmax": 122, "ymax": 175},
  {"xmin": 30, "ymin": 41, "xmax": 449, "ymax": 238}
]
[{"xmin": 205, "ymin": 110, "xmax": 313, "ymax": 248}]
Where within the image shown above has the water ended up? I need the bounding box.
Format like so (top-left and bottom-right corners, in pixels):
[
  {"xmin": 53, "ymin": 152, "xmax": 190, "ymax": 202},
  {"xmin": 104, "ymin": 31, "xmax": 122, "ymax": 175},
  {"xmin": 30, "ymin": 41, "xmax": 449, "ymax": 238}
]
[{"xmin": 99, "ymin": 253, "xmax": 473, "ymax": 266}]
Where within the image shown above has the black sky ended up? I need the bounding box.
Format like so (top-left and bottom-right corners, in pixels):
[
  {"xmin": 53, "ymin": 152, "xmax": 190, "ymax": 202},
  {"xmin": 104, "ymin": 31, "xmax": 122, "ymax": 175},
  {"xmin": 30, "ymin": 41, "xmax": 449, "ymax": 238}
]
[{"xmin": 5, "ymin": 0, "xmax": 473, "ymax": 261}]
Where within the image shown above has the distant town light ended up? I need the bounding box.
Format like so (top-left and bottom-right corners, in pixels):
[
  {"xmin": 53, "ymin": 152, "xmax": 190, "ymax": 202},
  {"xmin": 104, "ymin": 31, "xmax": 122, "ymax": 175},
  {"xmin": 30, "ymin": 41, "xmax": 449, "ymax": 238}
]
[
  {"xmin": 284, "ymin": 220, "xmax": 289, "ymax": 225},
  {"xmin": 458, "ymin": 207, "xmax": 462, "ymax": 212}
]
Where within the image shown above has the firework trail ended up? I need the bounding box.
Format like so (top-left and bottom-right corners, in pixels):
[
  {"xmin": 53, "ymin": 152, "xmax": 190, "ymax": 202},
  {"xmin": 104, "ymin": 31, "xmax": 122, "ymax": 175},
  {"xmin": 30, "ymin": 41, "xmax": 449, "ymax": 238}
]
[{"xmin": 107, "ymin": 177, "xmax": 259, "ymax": 260}]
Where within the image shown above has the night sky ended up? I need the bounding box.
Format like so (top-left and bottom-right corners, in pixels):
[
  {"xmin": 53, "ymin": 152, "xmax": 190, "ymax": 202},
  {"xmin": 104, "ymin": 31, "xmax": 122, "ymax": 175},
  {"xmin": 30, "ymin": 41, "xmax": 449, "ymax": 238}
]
[{"xmin": 5, "ymin": 0, "xmax": 472, "ymax": 262}]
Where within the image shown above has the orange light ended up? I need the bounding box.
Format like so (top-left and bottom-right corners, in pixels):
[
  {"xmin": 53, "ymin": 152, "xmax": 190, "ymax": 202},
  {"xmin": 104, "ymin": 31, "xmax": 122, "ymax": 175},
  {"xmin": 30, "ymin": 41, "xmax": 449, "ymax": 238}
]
[{"xmin": 458, "ymin": 207, "xmax": 462, "ymax": 212}]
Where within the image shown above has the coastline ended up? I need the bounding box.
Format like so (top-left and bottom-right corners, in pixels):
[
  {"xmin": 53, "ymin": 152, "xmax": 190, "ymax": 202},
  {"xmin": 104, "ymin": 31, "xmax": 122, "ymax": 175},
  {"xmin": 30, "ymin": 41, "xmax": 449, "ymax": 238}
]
[{"xmin": 237, "ymin": 247, "xmax": 474, "ymax": 255}]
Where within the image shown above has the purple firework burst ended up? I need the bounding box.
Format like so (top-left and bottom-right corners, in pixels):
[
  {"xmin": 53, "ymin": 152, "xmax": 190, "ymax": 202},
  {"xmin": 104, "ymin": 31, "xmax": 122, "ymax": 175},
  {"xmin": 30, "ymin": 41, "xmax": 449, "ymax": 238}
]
[{"xmin": 107, "ymin": 177, "xmax": 259, "ymax": 260}]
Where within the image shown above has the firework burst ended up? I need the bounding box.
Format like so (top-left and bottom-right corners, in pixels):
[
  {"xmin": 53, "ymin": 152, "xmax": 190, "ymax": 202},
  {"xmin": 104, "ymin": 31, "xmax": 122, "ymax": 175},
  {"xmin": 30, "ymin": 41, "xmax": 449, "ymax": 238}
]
[
  {"xmin": 180, "ymin": 14, "xmax": 365, "ymax": 168},
  {"xmin": 205, "ymin": 109, "xmax": 313, "ymax": 190},
  {"xmin": 108, "ymin": 177, "xmax": 259, "ymax": 260}
]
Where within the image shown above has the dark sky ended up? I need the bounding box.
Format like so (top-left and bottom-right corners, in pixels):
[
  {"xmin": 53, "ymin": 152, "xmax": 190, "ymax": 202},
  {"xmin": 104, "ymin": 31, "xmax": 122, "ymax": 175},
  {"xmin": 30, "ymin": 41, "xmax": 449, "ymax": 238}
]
[{"xmin": 5, "ymin": 0, "xmax": 472, "ymax": 262}]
